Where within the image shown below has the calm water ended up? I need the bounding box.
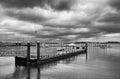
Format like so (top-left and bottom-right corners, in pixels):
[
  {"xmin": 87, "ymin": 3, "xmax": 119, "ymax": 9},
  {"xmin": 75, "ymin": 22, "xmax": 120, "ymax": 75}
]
[{"xmin": 0, "ymin": 44, "xmax": 120, "ymax": 79}]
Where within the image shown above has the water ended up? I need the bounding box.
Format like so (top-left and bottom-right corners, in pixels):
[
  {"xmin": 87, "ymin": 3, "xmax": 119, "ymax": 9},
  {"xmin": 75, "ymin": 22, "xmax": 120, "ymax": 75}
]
[{"xmin": 0, "ymin": 44, "xmax": 120, "ymax": 79}]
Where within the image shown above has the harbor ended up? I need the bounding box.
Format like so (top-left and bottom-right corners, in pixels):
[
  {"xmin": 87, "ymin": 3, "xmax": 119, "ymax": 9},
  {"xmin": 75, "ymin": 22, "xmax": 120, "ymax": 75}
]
[
  {"xmin": 0, "ymin": 43, "xmax": 120, "ymax": 79},
  {"xmin": 0, "ymin": 0, "xmax": 120, "ymax": 79},
  {"xmin": 0, "ymin": 41, "xmax": 88, "ymax": 66}
]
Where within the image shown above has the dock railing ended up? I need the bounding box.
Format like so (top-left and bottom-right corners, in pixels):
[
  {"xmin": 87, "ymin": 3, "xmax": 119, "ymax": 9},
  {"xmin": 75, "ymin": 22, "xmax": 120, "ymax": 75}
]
[{"xmin": 0, "ymin": 41, "xmax": 88, "ymax": 58}]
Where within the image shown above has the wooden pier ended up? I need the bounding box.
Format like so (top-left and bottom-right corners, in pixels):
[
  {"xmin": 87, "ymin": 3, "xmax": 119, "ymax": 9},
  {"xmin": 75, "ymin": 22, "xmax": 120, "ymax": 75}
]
[
  {"xmin": 15, "ymin": 50, "xmax": 86, "ymax": 66},
  {"xmin": 12, "ymin": 42, "xmax": 87, "ymax": 66},
  {"xmin": 15, "ymin": 42, "xmax": 88, "ymax": 66}
]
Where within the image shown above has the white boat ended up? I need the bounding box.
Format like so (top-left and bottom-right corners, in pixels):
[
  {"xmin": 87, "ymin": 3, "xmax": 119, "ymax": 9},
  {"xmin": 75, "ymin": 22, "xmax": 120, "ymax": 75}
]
[
  {"xmin": 56, "ymin": 48, "xmax": 64, "ymax": 51},
  {"xmin": 66, "ymin": 43, "xmax": 76, "ymax": 46}
]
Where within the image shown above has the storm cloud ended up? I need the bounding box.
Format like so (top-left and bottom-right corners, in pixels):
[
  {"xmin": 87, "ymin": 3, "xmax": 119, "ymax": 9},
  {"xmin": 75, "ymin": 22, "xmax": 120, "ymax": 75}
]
[
  {"xmin": 0, "ymin": 0, "xmax": 120, "ymax": 41},
  {"xmin": 0, "ymin": 0, "xmax": 74, "ymax": 11},
  {"xmin": 108, "ymin": 0, "xmax": 120, "ymax": 10}
]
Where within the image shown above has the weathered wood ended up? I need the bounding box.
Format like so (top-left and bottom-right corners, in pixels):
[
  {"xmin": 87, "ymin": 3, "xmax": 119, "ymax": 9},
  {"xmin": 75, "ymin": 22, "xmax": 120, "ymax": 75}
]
[
  {"xmin": 14, "ymin": 42, "xmax": 88, "ymax": 66},
  {"xmin": 15, "ymin": 49, "xmax": 86, "ymax": 66},
  {"xmin": 37, "ymin": 41, "xmax": 40, "ymax": 61},
  {"xmin": 27, "ymin": 41, "xmax": 30, "ymax": 62},
  {"xmin": 85, "ymin": 43, "xmax": 88, "ymax": 60}
]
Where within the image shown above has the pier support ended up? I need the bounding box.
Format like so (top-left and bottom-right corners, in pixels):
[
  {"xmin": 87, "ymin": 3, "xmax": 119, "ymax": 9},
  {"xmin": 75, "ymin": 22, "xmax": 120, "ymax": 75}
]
[
  {"xmin": 27, "ymin": 41, "xmax": 30, "ymax": 63},
  {"xmin": 85, "ymin": 42, "xmax": 88, "ymax": 61},
  {"xmin": 37, "ymin": 41, "xmax": 40, "ymax": 62},
  {"xmin": 85, "ymin": 43, "xmax": 88, "ymax": 52}
]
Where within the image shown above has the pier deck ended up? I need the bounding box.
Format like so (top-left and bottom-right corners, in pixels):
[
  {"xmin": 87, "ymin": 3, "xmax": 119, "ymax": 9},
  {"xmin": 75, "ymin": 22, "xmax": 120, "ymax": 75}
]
[{"xmin": 15, "ymin": 49, "xmax": 86, "ymax": 66}]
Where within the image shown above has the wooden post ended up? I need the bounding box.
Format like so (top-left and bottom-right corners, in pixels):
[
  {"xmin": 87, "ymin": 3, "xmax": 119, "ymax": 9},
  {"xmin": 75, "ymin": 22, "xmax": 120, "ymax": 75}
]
[
  {"xmin": 85, "ymin": 42, "xmax": 88, "ymax": 61},
  {"xmin": 85, "ymin": 43, "xmax": 87, "ymax": 52},
  {"xmin": 37, "ymin": 41, "xmax": 40, "ymax": 61},
  {"xmin": 27, "ymin": 41, "xmax": 30, "ymax": 62}
]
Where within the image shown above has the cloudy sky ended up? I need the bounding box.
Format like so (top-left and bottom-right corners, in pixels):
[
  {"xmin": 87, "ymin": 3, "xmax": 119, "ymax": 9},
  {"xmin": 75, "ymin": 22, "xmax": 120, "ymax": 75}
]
[{"xmin": 0, "ymin": 0, "xmax": 120, "ymax": 41}]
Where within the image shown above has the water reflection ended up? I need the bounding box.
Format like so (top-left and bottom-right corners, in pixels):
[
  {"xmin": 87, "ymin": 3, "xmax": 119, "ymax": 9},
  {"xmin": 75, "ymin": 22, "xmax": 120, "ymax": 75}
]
[
  {"xmin": 37, "ymin": 66, "xmax": 40, "ymax": 79},
  {"xmin": 12, "ymin": 66, "xmax": 27, "ymax": 79},
  {"xmin": 13, "ymin": 55, "xmax": 83, "ymax": 79},
  {"xmin": 27, "ymin": 66, "xmax": 31, "ymax": 79},
  {"xmin": 59, "ymin": 56, "xmax": 78, "ymax": 64},
  {"xmin": 1, "ymin": 44, "xmax": 120, "ymax": 79}
]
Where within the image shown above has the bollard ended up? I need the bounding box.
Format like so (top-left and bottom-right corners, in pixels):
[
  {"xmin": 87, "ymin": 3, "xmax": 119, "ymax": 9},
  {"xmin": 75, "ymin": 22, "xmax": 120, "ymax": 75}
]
[
  {"xmin": 85, "ymin": 42, "xmax": 88, "ymax": 61},
  {"xmin": 37, "ymin": 41, "xmax": 40, "ymax": 61},
  {"xmin": 85, "ymin": 42, "xmax": 88, "ymax": 53},
  {"xmin": 27, "ymin": 41, "xmax": 30, "ymax": 63}
]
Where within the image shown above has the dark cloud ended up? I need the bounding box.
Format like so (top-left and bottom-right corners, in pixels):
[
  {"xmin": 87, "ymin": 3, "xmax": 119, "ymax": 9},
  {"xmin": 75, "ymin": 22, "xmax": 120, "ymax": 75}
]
[
  {"xmin": 0, "ymin": 0, "xmax": 72, "ymax": 11},
  {"xmin": 43, "ymin": 23, "xmax": 80, "ymax": 28},
  {"xmin": 8, "ymin": 25, "xmax": 96, "ymax": 40},
  {"xmin": 0, "ymin": 0, "xmax": 47, "ymax": 8},
  {"xmin": 1, "ymin": 0, "xmax": 120, "ymax": 41},
  {"xmin": 50, "ymin": 0, "xmax": 71, "ymax": 11},
  {"xmin": 98, "ymin": 13, "xmax": 120, "ymax": 23},
  {"xmin": 109, "ymin": 0, "xmax": 120, "ymax": 10},
  {"xmin": 93, "ymin": 23, "xmax": 120, "ymax": 34},
  {"xmin": 99, "ymin": 26, "xmax": 120, "ymax": 33},
  {"xmin": 5, "ymin": 9, "xmax": 50, "ymax": 23},
  {"xmin": 15, "ymin": 28, "xmax": 99, "ymax": 41}
]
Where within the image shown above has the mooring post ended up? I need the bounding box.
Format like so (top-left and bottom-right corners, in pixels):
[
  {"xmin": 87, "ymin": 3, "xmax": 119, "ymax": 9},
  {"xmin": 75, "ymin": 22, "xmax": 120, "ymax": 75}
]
[
  {"xmin": 27, "ymin": 41, "xmax": 30, "ymax": 63},
  {"xmin": 37, "ymin": 41, "xmax": 40, "ymax": 62},
  {"xmin": 85, "ymin": 42, "xmax": 88, "ymax": 61},
  {"xmin": 85, "ymin": 42, "xmax": 88, "ymax": 52}
]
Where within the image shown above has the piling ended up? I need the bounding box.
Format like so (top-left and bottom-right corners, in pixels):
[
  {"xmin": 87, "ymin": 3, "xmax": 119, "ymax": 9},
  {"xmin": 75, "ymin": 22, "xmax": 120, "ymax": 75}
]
[
  {"xmin": 37, "ymin": 41, "xmax": 40, "ymax": 61},
  {"xmin": 85, "ymin": 43, "xmax": 88, "ymax": 52},
  {"xmin": 27, "ymin": 41, "xmax": 30, "ymax": 63},
  {"xmin": 85, "ymin": 42, "xmax": 88, "ymax": 60}
]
